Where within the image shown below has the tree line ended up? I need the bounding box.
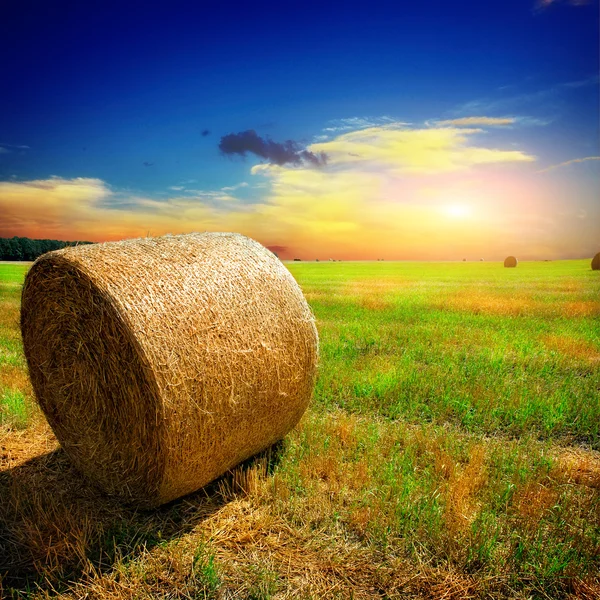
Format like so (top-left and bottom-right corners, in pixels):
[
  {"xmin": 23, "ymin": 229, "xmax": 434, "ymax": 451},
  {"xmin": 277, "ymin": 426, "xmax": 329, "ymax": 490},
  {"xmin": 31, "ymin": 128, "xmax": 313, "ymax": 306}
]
[{"xmin": 0, "ymin": 237, "xmax": 93, "ymax": 261}]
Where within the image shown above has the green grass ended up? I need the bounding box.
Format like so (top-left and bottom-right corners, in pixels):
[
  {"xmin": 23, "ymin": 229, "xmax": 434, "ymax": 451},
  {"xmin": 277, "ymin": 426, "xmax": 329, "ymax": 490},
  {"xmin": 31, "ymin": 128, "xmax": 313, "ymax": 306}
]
[
  {"xmin": 287, "ymin": 260, "xmax": 600, "ymax": 448},
  {"xmin": 191, "ymin": 544, "xmax": 222, "ymax": 597},
  {"xmin": 0, "ymin": 387, "xmax": 29, "ymax": 428},
  {"xmin": 0, "ymin": 263, "xmax": 28, "ymax": 369},
  {"xmin": 0, "ymin": 264, "xmax": 30, "ymax": 429},
  {"xmin": 0, "ymin": 260, "xmax": 598, "ymax": 599}
]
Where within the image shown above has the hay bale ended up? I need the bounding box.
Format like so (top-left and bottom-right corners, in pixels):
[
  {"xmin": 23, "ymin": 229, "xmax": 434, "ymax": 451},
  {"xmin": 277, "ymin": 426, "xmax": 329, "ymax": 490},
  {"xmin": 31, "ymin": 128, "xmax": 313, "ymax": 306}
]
[
  {"xmin": 592, "ymin": 252, "xmax": 600, "ymax": 270},
  {"xmin": 21, "ymin": 232, "xmax": 318, "ymax": 507},
  {"xmin": 504, "ymin": 256, "xmax": 518, "ymax": 268}
]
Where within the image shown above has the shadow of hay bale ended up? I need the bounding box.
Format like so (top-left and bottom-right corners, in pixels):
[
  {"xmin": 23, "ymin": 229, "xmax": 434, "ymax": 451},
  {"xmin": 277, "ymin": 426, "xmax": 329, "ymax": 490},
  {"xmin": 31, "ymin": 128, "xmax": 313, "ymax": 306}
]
[{"xmin": 0, "ymin": 442, "xmax": 285, "ymax": 593}]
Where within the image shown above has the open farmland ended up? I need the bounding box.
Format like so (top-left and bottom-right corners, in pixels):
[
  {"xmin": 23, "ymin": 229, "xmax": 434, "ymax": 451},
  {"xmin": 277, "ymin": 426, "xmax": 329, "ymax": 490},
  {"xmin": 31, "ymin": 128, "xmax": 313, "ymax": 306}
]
[{"xmin": 1, "ymin": 260, "xmax": 599, "ymax": 599}]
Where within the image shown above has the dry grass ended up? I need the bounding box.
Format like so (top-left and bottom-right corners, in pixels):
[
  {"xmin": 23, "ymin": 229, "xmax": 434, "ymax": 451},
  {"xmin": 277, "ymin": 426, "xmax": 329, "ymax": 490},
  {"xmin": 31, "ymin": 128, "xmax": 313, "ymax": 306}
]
[
  {"xmin": 542, "ymin": 335, "xmax": 600, "ymax": 364},
  {"xmin": 1, "ymin": 410, "xmax": 599, "ymax": 598},
  {"xmin": 511, "ymin": 481, "xmax": 559, "ymax": 528},
  {"xmin": 553, "ymin": 449, "xmax": 600, "ymax": 489},
  {"xmin": 431, "ymin": 290, "xmax": 539, "ymax": 316},
  {"xmin": 0, "ymin": 367, "xmax": 32, "ymax": 392},
  {"xmin": 442, "ymin": 445, "xmax": 488, "ymax": 535}
]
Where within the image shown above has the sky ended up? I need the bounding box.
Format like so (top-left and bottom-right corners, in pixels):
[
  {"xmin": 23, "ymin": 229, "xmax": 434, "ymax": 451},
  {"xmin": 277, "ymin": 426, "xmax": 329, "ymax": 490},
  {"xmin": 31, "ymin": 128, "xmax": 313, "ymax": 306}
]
[{"xmin": 0, "ymin": 0, "xmax": 598, "ymax": 260}]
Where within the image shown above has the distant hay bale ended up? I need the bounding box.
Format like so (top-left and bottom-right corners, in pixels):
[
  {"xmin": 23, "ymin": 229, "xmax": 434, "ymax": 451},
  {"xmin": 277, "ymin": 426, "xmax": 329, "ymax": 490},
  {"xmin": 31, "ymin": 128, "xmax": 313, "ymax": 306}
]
[
  {"xmin": 504, "ymin": 256, "xmax": 518, "ymax": 268},
  {"xmin": 592, "ymin": 252, "xmax": 600, "ymax": 270},
  {"xmin": 21, "ymin": 233, "xmax": 318, "ymax": 508}
]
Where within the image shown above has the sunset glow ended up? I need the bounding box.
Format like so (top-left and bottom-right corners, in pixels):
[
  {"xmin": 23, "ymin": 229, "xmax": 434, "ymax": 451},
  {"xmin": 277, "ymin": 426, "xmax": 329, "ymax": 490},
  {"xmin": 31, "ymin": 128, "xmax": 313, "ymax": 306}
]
[
  {"xmin": 0, "ymin": 2, "xmax": 598, "ymax": 260},
  {"xmin": 443, "ymin": 204, "xmax": 472, "ymax": 219}
]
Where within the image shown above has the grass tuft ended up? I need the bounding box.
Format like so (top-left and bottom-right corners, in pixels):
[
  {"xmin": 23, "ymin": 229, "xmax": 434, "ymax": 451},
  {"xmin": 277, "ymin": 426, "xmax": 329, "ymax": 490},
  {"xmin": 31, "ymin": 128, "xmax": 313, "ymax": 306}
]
[{"xmin": 1, "ymin": 387, "xmax": 29, "ymax": 429}]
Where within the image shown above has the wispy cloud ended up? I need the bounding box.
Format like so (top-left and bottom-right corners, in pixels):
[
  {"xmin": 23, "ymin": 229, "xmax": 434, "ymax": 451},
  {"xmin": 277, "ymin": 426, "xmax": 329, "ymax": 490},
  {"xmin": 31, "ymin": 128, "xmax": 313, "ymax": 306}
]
[
  {"xmin": 221, "ymin": 182, "xmax": 249, "ymax": 191},
  {"xmin": 436, "ymin": 117, "xmax": 516, "ymax": 127},
  {"xmin": 534, "ymin": 0, "xmax": 592, "ymax": 12},
  {"xmin": 0, "ymin": 143, "xmax": 30, "ymax": 154},
  {"xmin": 451, "ymin": 75, "xmax": 598, "ymax": 120},
  {"xmin": 323, "ymin": 116, "xmax": 404, "ymax": 134},
  {"xmin": 431, "ymin": 115, "xmax": 550, "ymax": 128},
  {"xmin": 537, "ymin": 156, "xmax": 600, "ymax": 173}
]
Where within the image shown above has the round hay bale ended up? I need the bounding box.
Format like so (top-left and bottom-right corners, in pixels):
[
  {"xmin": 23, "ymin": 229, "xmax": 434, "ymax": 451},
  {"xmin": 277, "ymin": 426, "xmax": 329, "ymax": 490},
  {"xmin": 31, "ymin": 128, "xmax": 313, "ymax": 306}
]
[
  {"xmin": 504, "ymin": 256, "xmax": 518, "ymax": 268},
  {"xmin": 592, "ymin": 252, "xmax": 600, "ymax": 270},
  {"xmin": 21, "ymin": 232, "xmax": 318, "ymax": 507}
]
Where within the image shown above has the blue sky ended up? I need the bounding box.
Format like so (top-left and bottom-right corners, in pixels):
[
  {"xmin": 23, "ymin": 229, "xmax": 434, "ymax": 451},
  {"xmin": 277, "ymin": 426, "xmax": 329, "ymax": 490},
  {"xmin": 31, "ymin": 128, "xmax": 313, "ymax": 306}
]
[{"xmin": 0, "ymin": 0, "xmax": 598, "ymax": 259}]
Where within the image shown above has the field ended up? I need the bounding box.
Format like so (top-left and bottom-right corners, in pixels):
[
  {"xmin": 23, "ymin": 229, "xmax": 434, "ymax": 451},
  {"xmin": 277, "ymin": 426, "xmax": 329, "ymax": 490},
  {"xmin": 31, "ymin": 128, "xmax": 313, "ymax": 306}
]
[{"xmin": 1, "ymin": 260, "xmax": 599, "ymax": 599}]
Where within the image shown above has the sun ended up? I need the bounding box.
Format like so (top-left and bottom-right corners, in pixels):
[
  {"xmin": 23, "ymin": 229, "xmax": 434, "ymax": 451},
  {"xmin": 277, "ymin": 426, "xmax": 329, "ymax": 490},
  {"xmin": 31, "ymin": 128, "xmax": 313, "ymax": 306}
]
[{"xmin": 444, "ymin": 204, "xmax": 471, "ymax": 218}]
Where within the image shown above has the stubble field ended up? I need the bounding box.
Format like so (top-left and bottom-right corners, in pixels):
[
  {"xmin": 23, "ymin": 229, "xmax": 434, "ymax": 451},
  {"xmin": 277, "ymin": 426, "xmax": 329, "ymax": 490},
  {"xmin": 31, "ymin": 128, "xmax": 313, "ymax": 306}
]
[{"xmin": 1, "ymin": 260, "xmax": 599, "ymax": 599}]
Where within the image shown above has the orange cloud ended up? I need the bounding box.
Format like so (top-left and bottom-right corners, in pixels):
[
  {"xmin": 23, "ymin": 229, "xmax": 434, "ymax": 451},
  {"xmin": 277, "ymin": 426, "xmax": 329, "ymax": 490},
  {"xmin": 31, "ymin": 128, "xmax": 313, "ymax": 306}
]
[{"xmin": 0, "ymin": 177, "xmax": 246, "ymax": 241}]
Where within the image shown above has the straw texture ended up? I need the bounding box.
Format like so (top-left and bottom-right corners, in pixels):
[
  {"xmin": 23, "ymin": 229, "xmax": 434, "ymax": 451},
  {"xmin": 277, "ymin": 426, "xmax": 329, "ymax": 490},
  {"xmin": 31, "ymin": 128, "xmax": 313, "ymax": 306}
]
[
  {"xmin": 503, "ymin": 256, "xmax": 518, "ymax": 268},
  {"xmin": 21, "ymin": 233, "xmax": 319, "ymax": 507},
  {"xmin": 592, "ymin": 252, "xmax": 600, "ymax": 270}
]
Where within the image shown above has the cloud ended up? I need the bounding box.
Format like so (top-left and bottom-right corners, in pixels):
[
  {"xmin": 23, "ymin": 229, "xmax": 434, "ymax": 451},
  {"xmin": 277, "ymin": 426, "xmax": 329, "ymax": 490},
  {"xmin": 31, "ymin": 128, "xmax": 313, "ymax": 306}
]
[
  {"xmin": 0, "ymin": 177, "xmax": 112, "ymax": 238},
  {"xmin": 201, "ymin": 129, "xmax": 211, "ymax": 137},
  {"xmin": 221, "ymin": 182, "xmax": 249, "ymax": 191},
  {"xmin": 0, "ymin": 177, "xmax": 245, "ymax": 241},
  {"xmin": 0, "ymin": 143, "xmax": 30, "ymax": 154},
  {"xmin": 306, "ymin": 124, "xmax": 534, "ymax": 174},
  {"xmin": 535, "ymin": 0, "xmax": 592, "ymax": 11},
  {"xmin": 143, "ymin": 161, "xmax": 154, "ymax": 167},
  {"xmin": 560, "ymin": 74, "xmax": 600, "ymax": 88},
  {"xmin": 436, "ymin": 116, "xmax": 516, "ymax": 127},
  {"xmin": 219, "ymin": 130, "xmax": 328, "ymax": 167},
  {"xmin": 323, "ymin": 116, "xmax": 403, "ymax": 133},
  {"xmin": 433, "ymin": 115, "xmax": 550, "ymax": 128},
  {"xmin": 537, "ymin": 156, "xmax": 600, "ymax": 173},
  {"xmin": 452, "ymin": 76, "xmax": 598, "ymax": 118}
]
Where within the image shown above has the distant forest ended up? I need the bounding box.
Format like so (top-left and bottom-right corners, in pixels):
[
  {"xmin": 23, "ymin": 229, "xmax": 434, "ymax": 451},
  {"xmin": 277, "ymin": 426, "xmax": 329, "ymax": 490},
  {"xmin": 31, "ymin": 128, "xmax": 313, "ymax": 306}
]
[{"xmin": 0, "ymin": 237, "xmax": 93, "ymax": 261}]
